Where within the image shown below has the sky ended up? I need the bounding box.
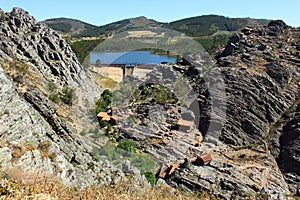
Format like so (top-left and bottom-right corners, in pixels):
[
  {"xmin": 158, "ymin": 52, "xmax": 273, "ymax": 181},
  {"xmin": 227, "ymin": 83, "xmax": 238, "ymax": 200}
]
[{"xmin": 1, "ymin": 0, "xmax": 299, "ymax": 27}]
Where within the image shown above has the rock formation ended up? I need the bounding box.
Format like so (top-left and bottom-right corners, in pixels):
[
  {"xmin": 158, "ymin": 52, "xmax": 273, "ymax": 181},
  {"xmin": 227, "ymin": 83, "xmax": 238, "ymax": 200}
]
[
  {"xmin": 0, "ymin": 7, "xmax": 126, "ymax": 187},
  {"xmin": 107, "ymin": 20, "xmax": 300, "ymax": 199}
]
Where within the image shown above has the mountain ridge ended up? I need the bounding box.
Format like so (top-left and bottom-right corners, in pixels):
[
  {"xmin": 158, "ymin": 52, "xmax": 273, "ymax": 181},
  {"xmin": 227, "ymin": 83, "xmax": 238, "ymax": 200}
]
[{"xmin": 42, "ymin": 15, "xmax": 270, "ymax": 38}]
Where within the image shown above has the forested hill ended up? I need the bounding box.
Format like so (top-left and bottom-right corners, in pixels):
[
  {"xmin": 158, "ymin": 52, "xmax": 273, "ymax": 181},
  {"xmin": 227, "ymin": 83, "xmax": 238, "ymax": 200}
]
[
  {"xmin": 43, "ymin": 15, "xmax": 270, "ymax": 38},
  {"xmin": 163, "ymin": 15, "xmax": 270, "ymax": 36},
  {"xmin": 43, "ymin": 16, "xmax": 160, "ymax": 38}
]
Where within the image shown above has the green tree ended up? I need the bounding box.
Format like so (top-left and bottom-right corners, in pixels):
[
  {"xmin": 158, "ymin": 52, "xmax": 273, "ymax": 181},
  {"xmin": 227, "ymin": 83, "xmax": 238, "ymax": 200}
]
[
  {"xmin": 95, "ymin": 89, "xmax": 112, "ymax": 113},
  {"xmin": 96, "ymin": 59, "xmax": 102, "ymax": 66}
]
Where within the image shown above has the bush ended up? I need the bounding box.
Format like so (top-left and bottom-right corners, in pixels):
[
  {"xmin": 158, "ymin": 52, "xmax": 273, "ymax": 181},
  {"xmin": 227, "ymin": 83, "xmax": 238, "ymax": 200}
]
[
  {"xmin": 80, "ymin": 129, "xmax": 88, "ymax": 136},
  {"xmin": 239, "ymin": 154, "xmax": 246, "ymax": 159},
  {"xmin": 49, "ymin": 86, "xmax": 75, "ymax": 105},
  {"xmin": 130, "ymin": 84, "xmax": 177, "ymax": 105},
  {"xmin": 49, "ymin": 93, "xmax": 61, "ymax": 103},
  {"xmin": 69, "ymin": 38, "xmax": 104, "ymax": 64},
  {"xmin": 99, "ymin": 141, "xmax": 156, "ymax": 173},
  {"xmin": 118, "ymin": 139, "xmax": 136, "ymax": 153},
  {"xmin": 143, "ymin": 172, "xmax": 156, "ymax": 185},
  {"xmin": 95, "ymin": 89, "xmax": 112, "ymax": 114},
  {"xmin": 61, "ymin": 86, "xmax": 75, "ymax": 105}
]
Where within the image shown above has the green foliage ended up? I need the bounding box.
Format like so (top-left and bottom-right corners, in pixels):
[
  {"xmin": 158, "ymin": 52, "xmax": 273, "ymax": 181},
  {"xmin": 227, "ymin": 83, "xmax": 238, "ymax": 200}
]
[
  {"xmin": 194, "ymin": 33, "xmax": 232, "ymax": 49},
  {"xmin": 143, "ymin": 172, "xmax": 156, "ymax": 185},
  {"xmin": 61, "ymin": 86, "xmax": 75, "ymax": 105},
  {"xmin": 164, "ymin": 15, "xmax": 269, "ymax": 37},
  {"xmin": 48, "ymin": 23, "xmax": 72, "ymax": 33},
  {"xmin": 95, "ymin": 89, "xmax": 112, "ymax": 114},
  {"xmin": 95, "ymin": 59, "xmax": 101, "ymax": 66},
  {"xmin": 130, "ymin": 84, "xmax": 177, "ymax": 105},
  {"xmin": 239, "ymin": 154, "xmax": 246, "ymax": 159},
  {"xmin": 48, "ymin": 85, "xmax": 75, "ymax": 106},
  {"xmin": 49, "ymin": 93, "xmax": 61, "ymax": 104},
  {"xmin": 69, "ymin": 38, "xmax": 104, "ymax": 64},
  {"xmin": 99, "ymin": 141, "xmax": 156, "ymax": 173},
  {"xmin": 48, "ymin": 82, "xmax": 57, "ymax": 92},
  {"xmin": 80, "ymin": 129, "xmax": 88, "ymax": 136},
  {"xmin": 118, "ymin": 139, "xmax": 136, "ymax": 153},
  {"xmin": 91, "ymin": 147, "xmax": 102, "ymax": 161}
]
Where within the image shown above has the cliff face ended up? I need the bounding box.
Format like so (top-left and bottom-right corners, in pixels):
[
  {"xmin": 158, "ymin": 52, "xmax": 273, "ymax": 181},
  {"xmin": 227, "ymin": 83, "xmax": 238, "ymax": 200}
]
[
  {"xmin": 216, "ymin": 20, "xmax": 300, "ymax": 195},
  {"xmin": 0, "ymin": 8, "xmax": 125, "ymax": 187},
  {"xmin": 108, "ymin": 21, "xmax": 300, "ymax": 198}
]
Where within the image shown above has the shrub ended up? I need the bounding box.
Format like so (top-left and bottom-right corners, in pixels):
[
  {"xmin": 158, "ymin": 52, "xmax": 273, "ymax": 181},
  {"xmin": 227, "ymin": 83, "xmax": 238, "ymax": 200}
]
[
  {"xmin": 49, "ymin": 93, "xmax": 61, "ymax": 103},
  {"xmin": 61, "ymin": 86, "xmax": 75, "ymax": 105},
  {"xmin": 130, "ymin": 84, "xmax": 177, "ymax": 105},
  {"xmin": 239, "ymin": 154, "xmax": 246, "ymax": 159},
  {"xmin": 96, "ymin": 59, "xmax": 101, "ymax": 66},
  {"xmin": 48, "ymin": 82, "xmax": 57, "ymax": 92},
  {"xmin": 80, "ymin": 129, "xmax": 88, "ymax": 136},
  {"xmin": 100, "ymin": 141, "xmax": 156, "ymax": 173},
  {"xmin": 48, "ymin": 86, "xmax": 75, "ymax": 105},
  {"xmin": 143, "ymin": 172, "xmax": 157, "ymax": 185},
  {"xmin": 95, "ymin": 89, "xmax": 112, "ymax": 114},
  {"xmin": 38, "ymin": 140, "xmax": 52, "ymax": 158},
  {"xmin": 118, "ymin": 139, "xmax": 136, "ymax": 153}
]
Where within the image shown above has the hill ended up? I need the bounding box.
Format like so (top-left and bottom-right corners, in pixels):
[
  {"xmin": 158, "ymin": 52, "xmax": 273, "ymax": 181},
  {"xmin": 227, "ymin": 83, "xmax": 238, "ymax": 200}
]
[
  {"xmin": 163, "ymin": 15, "xmax": 270, "ymax": 37},
  {"xmin": 43, "ymin": 17, "xmax": 100, "ymax": 37},
  {"xmin": 43, "ymin": 15, "xmax": 269, "ymax": 38},
  {"xmin": 43, "ymin": 15, "xmax": 270, "ymax": 63},
  {"xmin": 43, "ymin": 16, "xmax": 161, "ymax": 38}
]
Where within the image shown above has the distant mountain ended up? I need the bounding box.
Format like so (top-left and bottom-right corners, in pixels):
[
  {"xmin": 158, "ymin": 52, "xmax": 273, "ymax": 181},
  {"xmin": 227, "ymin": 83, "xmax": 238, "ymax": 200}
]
[
  {"xmin": 163, "ymin": 15, "xmax": 270, "ymax": 36},
  {"xmin": 43, "ymin": 16, "xmax": 161, "ymax": 38},
  {"xmin": 43, "ymin": 17, "xmax": 100, "ymax": 37},
  {"xmin": 42, "ymin": 15, "xmax": 270, "ymax": 38}
]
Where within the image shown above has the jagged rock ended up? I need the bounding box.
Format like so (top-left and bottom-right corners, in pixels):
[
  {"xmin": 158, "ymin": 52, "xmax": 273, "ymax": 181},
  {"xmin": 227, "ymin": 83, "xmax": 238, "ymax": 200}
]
[
  {"xmin": 265, "ymin": 62, "xmax": 291, "ymax": 88},
  {"xmin": 219, "ymin": 33, "xmax": 242, "ymax": 57},
  {"xmin": 0, "ymin": 7, "xmax": 99, "ymax": 108},
  {"xmin": 0, "ymin": 8, "xmax": 127, "ymax": 188},
  {"xmin": 267, "ymin": 20, "xmax": 287, "ymax": 36},
  {"xmin": 0, "ymin": 65, "xmax": 124, "ymax": 187},
  {"xmin": 258, "ymin": 43, "xmax": 267, "ymax": 51},
  {"xmin": 268, "ymin": 20, "xmax": 287, "ymax": 29},
  {"xmin": 278, "ymin": 103, "xmax": 300, "ymax": 194}
]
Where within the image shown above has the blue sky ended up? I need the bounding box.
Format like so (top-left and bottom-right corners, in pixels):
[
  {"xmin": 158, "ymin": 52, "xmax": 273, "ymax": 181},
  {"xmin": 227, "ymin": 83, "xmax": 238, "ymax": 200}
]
[{"xmin": 1, "ymin": 0, "xmax": 299, "ymax": 27}]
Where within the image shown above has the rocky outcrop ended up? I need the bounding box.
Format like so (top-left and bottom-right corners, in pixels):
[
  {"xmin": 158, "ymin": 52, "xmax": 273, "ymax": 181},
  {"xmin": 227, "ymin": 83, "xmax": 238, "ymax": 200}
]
[
  {"xmin": 0, "ymin": 66, "xmax": 124, "ymax": 187},
  {"xmin": 0, "ymin": 8, "xmax": 99, "ymax": 106},
  {"xmin": 214, "ymin": 22, "xmax": 300, "ymax": 197},
  {"xmin": 0, "ymin": 8, "xmax": 128, "ymax": 187},
  {"xmin": 278, "ymin": 102, "xmax": 300, "ymax": 194},
  {"xmin": 109, "ymin": 21, "xmax": 300, "ymax": 199}
]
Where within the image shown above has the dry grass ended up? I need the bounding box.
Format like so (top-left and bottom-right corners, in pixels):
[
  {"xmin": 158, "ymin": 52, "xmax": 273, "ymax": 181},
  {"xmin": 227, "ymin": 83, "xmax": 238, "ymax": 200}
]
[{"xmin": 0, "ymin": 168, "xmax": 215, "ymax": 200}]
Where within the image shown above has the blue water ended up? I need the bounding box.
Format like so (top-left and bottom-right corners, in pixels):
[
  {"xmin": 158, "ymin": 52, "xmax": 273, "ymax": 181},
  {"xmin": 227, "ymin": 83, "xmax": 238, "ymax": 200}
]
[{"xmin": 90, "ymin": 50, "xmax": 177, "ymax": 65}]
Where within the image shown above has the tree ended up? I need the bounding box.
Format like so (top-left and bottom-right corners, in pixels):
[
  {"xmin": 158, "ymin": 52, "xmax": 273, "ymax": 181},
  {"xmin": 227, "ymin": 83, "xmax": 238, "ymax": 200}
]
[{"xmin": 96, "ymin": 59, "xmax": 102, "ymax": 66}]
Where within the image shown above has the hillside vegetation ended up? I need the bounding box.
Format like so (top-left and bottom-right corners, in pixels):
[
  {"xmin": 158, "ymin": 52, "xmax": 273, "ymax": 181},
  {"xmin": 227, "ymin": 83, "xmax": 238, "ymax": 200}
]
[
  {"xmin": 44, "ymin": 15, "xmax": 269, "ymax": 38},
  {"xmin": 44, "ymin": 15, "xmax": 270, "ymax": 62},
  {"xmin": 163, "ymin": 15, "xmax": 269, "ymax": 36}
]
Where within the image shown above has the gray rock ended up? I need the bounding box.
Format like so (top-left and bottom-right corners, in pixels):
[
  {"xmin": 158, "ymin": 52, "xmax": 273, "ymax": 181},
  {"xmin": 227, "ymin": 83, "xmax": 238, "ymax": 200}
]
[
  {"xmin": 0, "ymin": 8, "xmax": 125, "ymax": 188},
  {"xmin": 219, "ymin": 34, "xmax": 242, "ymax": 57}
]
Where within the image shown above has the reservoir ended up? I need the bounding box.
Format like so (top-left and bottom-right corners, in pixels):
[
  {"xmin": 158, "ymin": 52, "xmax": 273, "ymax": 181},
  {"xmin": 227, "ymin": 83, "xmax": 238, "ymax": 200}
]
[{"xmin": 90, "ymin": 50, "xmax": 177, "ymax": 65}]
